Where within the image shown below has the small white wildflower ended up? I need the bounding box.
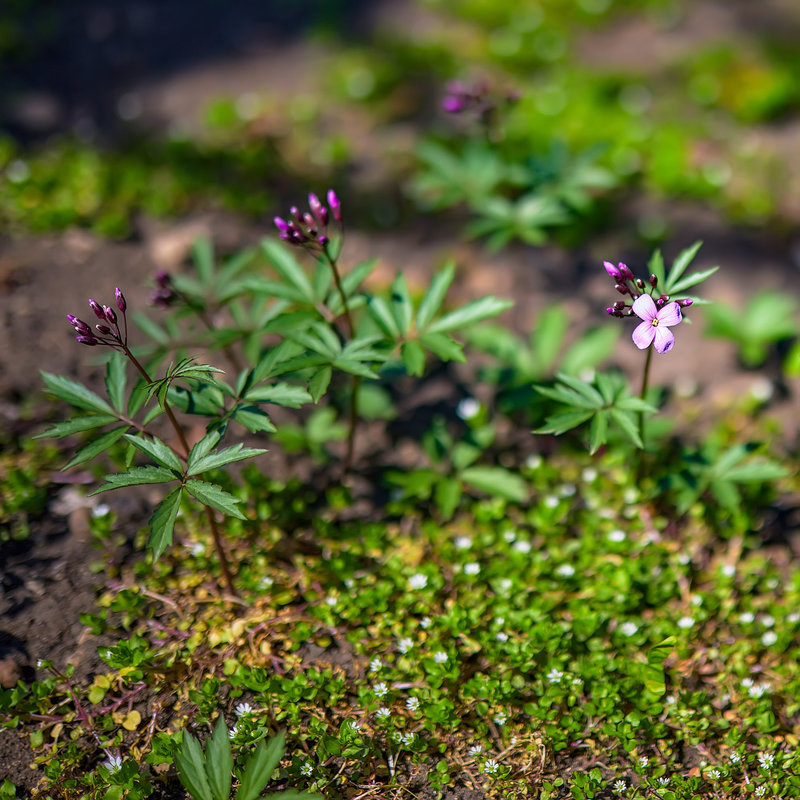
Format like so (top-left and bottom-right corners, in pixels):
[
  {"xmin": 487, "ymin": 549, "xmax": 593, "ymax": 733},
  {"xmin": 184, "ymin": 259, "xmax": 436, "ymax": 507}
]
[
  {"xmin": 325, "ymin": 595, "xmax": 337, "ymax": 607},
  {"xmin": 495, "ymin": 616, "xmax": 504, "ymax": 625},
  {"xmin": 494, "ymin": 712, "xmax": 507, "ymax": 725},
  {"xmin": 546, "ymin": 668, "xmax": 564, "ymax": 683},
  {"xmin": 572, "ymin": 677, "xmax": 582, "ymax": 686},
  {"xmin": 560, "ymin": 483, "xmax": 577, "ymax": 497},
  {"xmin": 544, "ymin": 495, "xmax": 559, "ymax": 509},
  {"xmin": 748, "ymin": 683, "xmax": 771, "ymax": 698},
  {"xmin": 7, "ymin": 159, "xmax": 30, "ymax": 183},
  {"xmin": 638, "ymin": 756, "xmax": 649, "ymax": 767},
  {"xmin": 677, "ymin": 553, "xmax": 691, "ymax": 565},
  {"xmin": 406, "ymin": 697, "xmax": 420, "ymax": 712},
  {"xmin": 376, "ymin": 707, "xmax": 391, "ymax": 720},
  {"xmin": 455, "ymin": 535, "xmax": 473, "ymax": 550},
  {"xmin": 758, "ymin": 753, "xmax": 774, "ymax": 770},
  {"xmin": 373, "ymin": 682, "xmax": 389, "ymax": 698},
  {"xmin": 619, "ymin": 622, "xmax": 638, "ymax": 636},
  {"xmin": 498, "ymin": 578, "xmax": 513, "ymax": 592},
  {"xmin": 526, "ymin": 454, "xmax": 542, "ymax": 469},
  {"xmin": 707, "ymin": 769, "xmax": 720, "ymax": 780},
  {"xmin": 235, "ymin": 702, "xmax": 254, "ymax": 717},
  {"xmin": 300, "ymin": 762, "xmax": 313, "ymax": 777},
  {"xmin": 468, "ymin": 744, "xmax": 483, "ymax": 757},
  {"xmin": 691, "ymin": 595, "xmax": 703, "ymax": 607},
  {"xmin": 456, "ymin": 397, "xmax": 481, "ymax": 420},
  {"xmin": 729, "ymin": 752, "xmax": 741, "ymax": 764},
  {"xmin": 787, "ymin": 612, "xmax": 800, "ymax": 624},
  {"xmin": 761, "ymin": 615, "xmax": 775, "ymax": 628},
  {"xmin": 102, "ymin": 754, "xmax": 123, "ymax": 773},
  {"xmin": 91, "ymin": 504, "xmax": 111, "ymax": 517},
  {"xmin": 259, "ymin": 576, "xmax": 274, "ymax": 589},
  {"xmin": 510, "ymin": 736, "xmax": 518, "ymax": 746},
  {"xmin": 464, "ymin": 562, "xmax": 480, "ymax": 575},
  {"xmin": 369, "ymin": 657, "xmax": 382, "ymax": 673},
  {"xmin": 607, "ymin": 529, "xmax": 626, "ymax": 543},
  {"xmin": 419, "ymin": 616, "xmax": 432, "ymax": 629},
  {"xmin": 402, "ymin": 732, "xmax": 415, "ymax": 746},
  {"xmin": 623, "ymin": 488, "xmax": 638, "ymax": 504},
  {"xmin": 761, "ymin": 631, "xmax": 778, "ymax": 647},
  {"xmin": 434, "ymin": 651, "xmax": 448, "ymax": 664},
  {"xmin": 391, "ymin": 730, "xmax": 403, "ymax": 743},
  {"xmin": 409, "ymin": 573, "xmax": 427, "ymax": 590},
  {"xmin": 750, "ymin": 377, "xmax": 774, "ymax": 402},
  {"xmin": 755, "ymin": 786, "xmax": 767, "ymax": 797},
  {"xmin": 582, "ymin": 468, "xmax": 597, "ymax": 482},
  {"xmin": 513, "ymin": 540, "xmax": 531, "ymax": 554},
  {"xmin": 103, "ymin": 649, "xmax": 113, "ymax": 661},
  {"xmin": 665, "ymin": 695, "xmax": 676, "ymax": 704},
  {"xmin": 228, "ymin": 724, "xmax": 239, "ymax": 739},
  {"xmin": 188, "ymin": 542, "xmax": 205, "ymax": 556},
  {"xmin": 556, "ymin": 564, "xmax": 575, "ymax": 578},
  {"xmin": 721, "ymin": 564, "xmax": 736, "ymax": 578},
  {"xmin": 739, "ymin": 611, "xmax": 755, "ymax": 624},
  {"xmin": 742, "ymin": 677, "xmax": 755, "ymax": 688},
  {"xmin": 36, "ymin": 659, "xmax": 45, "ymax": 669},
  {"xmin": 677, "ymin": 616, "xmax": 695, "ymax": 629},
  {"xmin": 614, "ymin": 779, "xmax": 627, "ymax": 793},
  {"xmin": 398, "ymin": 637, "xmax": 414, "ymax": 653},
  {"xmin": 496, "ymin": 632, "xmax": 509, "ymax": 643},
  {"xmin": 483, "ymin": 758, "xmax": 499, "ymax": 775},
  {"xmin": 503, "ymin": 529, "xmax": 517, "ymax": 542}
]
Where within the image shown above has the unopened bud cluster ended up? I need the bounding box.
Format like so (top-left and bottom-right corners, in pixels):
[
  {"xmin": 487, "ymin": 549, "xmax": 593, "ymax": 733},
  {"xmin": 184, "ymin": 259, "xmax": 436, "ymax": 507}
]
[
  {"xmin": 274, "ymin": 190, "xmax": 341, "ymax": 252},
  {"xmin": 67, "ymin": 288, "xmax": 128, "ymax": 348},
  {"xmin": 441, "ymin": 79, "xmax": 519, "ymax": 118},
  {"xmin": 603, "ymin": 261, "xmax": 692, "ymax": 318},
  {"xmin": 151, "ymin": 270, "xmax": 177, "ymax": 308}
]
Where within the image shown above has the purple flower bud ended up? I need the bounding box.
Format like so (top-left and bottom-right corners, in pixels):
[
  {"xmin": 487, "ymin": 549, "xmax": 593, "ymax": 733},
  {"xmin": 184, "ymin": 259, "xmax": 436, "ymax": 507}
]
[
  {"xmin": 115, "ymin": 287, "xmax": 126, "ymax": 312},
  {"xmin": 605, "ymin": 307, "xmax": 617, "ymax": 315},
  {"xmin": 71, "ymin": 318, "xmax": 92, "ymax": 336},
  {"xmin": 274, "ymin": 216, "xmax": 290, "ymax": 233},
  {"xmin": 66, "ymin": 314, "xmax": 77, "ymax": 324},
  {"xmin": 603, "ymin": 261, "xmax": 621, "ymax": 279},
  {"xmin": 76, "ymin": 335, "xmax": 98, "ymax": 346},
  {"xmin": 308, "ymin": 193, "xmax": 328, "ymax": 227},
  {"xmin": 96, "ymin": 324, "xmax": 112, "ymax": 335},
  {"xmin": 679, "ymin": 298, "xmax": 693, "ymax": 307},
  {"xmin": 88, "ymin": 299, "xmax": 105, "ymax": 319},
  {"xmin": 649, "ymin": 274, "xmax": 658, "ymax": 288},
  {"xmin": 319, "ymin": 234, "xmax": 329, "ymax": 246},
  {"xmin": 618, "ymin": 263, "xmax": 635, "ymax": 281},
  {"xmin": 103, "ymin": 305, "xmax": 117, "ymax": 325},
  {"xmin": 327, "ymin": 190, "xmax": 341, "ymax": 222},
  {"xmin": 442, "ymin": 95, "xmax": 465, "ymax": 113},
  {"xmin": 613, "ymin": 301, "xmax": 626, "ymax": 310},
  {"xmin": 155, "ymin": 270, "xmax": 172, "ymax": 289},
  {"xmin": 636, "ymin": 278, "xmax": 644, "ymax": 289},
  {"xmin": 615, "ymin": 284, "xmax": 629, "ymax": 296},
  {"xmin": 290, "ymin": 206, "xmax": 303, "ymax": 224}
]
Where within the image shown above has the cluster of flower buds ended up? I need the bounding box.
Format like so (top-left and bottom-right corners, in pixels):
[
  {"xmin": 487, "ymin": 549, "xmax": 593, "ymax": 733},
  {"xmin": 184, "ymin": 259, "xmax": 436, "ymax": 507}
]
[
  {"xmin": 441, "ymin": 79, "xmax": 519, "ymax": 118},
  {"xmin": 67, "ymin": 288, "xmax": 128, "ymax": 348},
  {"xmin": 274, "ymin": 190, "xmax": 341, "ymax": 252},
  {"xmin": 150, "ymin": 270, "xmax": 177, "ymax": 308},
  {"xmin": 603, "ymin": 261, "xmax": 693, "ymax": 318}
]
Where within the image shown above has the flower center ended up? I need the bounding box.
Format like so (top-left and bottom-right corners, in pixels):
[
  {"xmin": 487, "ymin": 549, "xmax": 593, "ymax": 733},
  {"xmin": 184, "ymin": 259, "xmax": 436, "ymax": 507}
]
[{"xmin": 651, "ymin": 318, "xmax": 659, "ymax": 327}]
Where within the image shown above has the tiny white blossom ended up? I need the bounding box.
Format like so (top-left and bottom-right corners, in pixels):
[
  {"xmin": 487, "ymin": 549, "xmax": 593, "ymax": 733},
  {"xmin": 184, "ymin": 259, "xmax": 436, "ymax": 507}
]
[
  {"xmin": 665, "ymin": 695, "xmax": 676, "ymax": 704},
  {"xmin": 495, "ymin": 616, "xmax": 504, "ymax": 625},
  {"xmin": 623, "ymin": 488, "xmax": 638, "ymax": 504},
  {"xmin": 607, "ymin": 529, "xmax": 626, "ymax": 543},
  {"xmin": 556, "ymin": 564, "xmax": 575, "ymax": 578},
  {"xmin": 739, "ymin": 612, "xmax": 755, "ymax": 624},
  {"xmin": 741, "ymin": 677, "xmax": 754, "ymax": 688},
  {"xmin": 503, "ymin": 529, "xmax": 517, "ymax": 542},
  {"xmin": 707, "ymin": 769, "xmax": 720, "ymax": 780},
  {"xmin": 509, "ymin": 736, "xmax": 518, "ymax": 746},
  {"xmin": 721, "ymin": 564, "xmax": 736, "ymax": 577},
  {"xmin": 494, "ymin": 712, "xmax": 507, "ymax": 726},
  {"xmin": 300, "ymin": 762, "xmax": 313, "ymax": 777},
  {"xmin": 434, "ymin": 651, "xmax": 448, "ymax": 664},
  {"xmin": 614, "ymin": 779, "xmax": 626, "ymax": 793},
  {"xmin": 638, "ymin": 756, "xmax": 649, "ymax": 767},
  {"xmin": 513, "ymin": 540, "xmax": 531, "ymax": 554},
  {"xmin": 469, "ymin": 744, "xmax": 483, "ymax": 757},
  {"xmin": 498, "ymin": 578, "xmax": 513, "ymax": 592},
  {"xmin": 787, "ymin": 612, "xmax": 800, "ymax": 624},
  {"xmin": 373, "ymin": 682, "xmax": 389, "ymax": 698},
  {"xmin": 188, "ymin": 542, "xmax": 205, "ymax": 556},
  {"xmin": 419, "ymin": 617, "xmax": 432, "ymax": 629},
  {"xmin": 455, "ymin": 535, "xmax": 473, "ymax": 550},
  {"xmin": 483, "ymin": 758, "xmax": 499, "ymax": 775},
  {"xmin": 325, "ymin": 595, "xmax": 337, "ymax": 607},
  {"xmin": 526, "ymin": 454, "xmax": 542, "ymax": 469},
  {"xmin": 235, "ymin": 702, "xmax": 254, "ymax": 717},
  {"xmin": 496, "ymin": 632, "xmax": 509, "ymax": 643},
  {"xmin": 409, "ymin": 573, "xmax": 428, "ymax": 590},
  {"xmin": 755, "ymin": 786, "xmax": 767, "ymax": 797},
  {"xmin": 729, "ymin": 752, "xmax": 741, "ymax": 764},
  {"xmin": 398, "ymin": 638, "xmax": 414, "ymax": 654},
  {"xmin": 546, "ymin": 668, "xmax": 564, "ymax": 683},
  {"xmin": 657, "ymin": 777, "xmax": 669, "ymax": 786},
  {"xmin": 406, "ymin": 697, "xmax": 420, "ymax": 712},
  {"xmin": 690, "ymin": 595, "xmax": 703, "ymax": 607},
  {"xmin": 370, "ymin": 657, "xmax": 382, "ymax": 673},
  {"xmin": 456, "ymin": 397, "xmax": 481, "ymax": 420},
  {"xmin": 677, "ymin": 553, "xmax": 691, "ymax": 565},
  {"xmin": 560, "ymin": 483, "xmax": 577, "ymax": 497},
  {"xmin": 582, "ymin": 468, "xmax": 597, "ymax": 482},
  {"xmin": 229, "ymin": 724, "xmax": 239, "ymax": 739},
  {"xmin": 761, "ymin": 615, "xmax": 775, "ymax": 628},
  {"xmin": 619, "ymin": 622, "xmax": 638, "ymax": 636},
  {"xmin": 392, "ymin": 730, "xmax": 403, "ymax": 743},
  {"xmin": 376, "ymin": 707, "xmax": 391, "ymax": 720},
  {"xmin": 758, "ymin": 753, "xmax": 774, "ymax": 770},
  {"xmin": 544, "ymin": 495, "xmax": 559, "ymax": 509},
  {"xmin": 402, "ymin": 732, "xmax": 415, "ymax": 746},
  {"xmin": 103, "ymin": 649, "xmax": 113, "ymax": 661},
  {"xmin": 102, "ymin": 754, "xmax": 123, "ymax": 773},
  {"xmin": 761, "ymin": 632, "xmax": 778, "ymax": 647},
  {"xmin": 91, "ymin": 503, "xmax": 111, "ymax": 517},
  {"xmin": 36, "ymin": 659, "xmax": 45, "ymax": 669},
  {"xmin": 259, "ymin": 576, "xmax": 274, "ymax": 589},
  {"xmin": 677, "ymin": 616, "xmax": 695, "ymax": 629},
  {"xmin": 464, "ymin": 562, "xmax": 480, "ymax": 576}
]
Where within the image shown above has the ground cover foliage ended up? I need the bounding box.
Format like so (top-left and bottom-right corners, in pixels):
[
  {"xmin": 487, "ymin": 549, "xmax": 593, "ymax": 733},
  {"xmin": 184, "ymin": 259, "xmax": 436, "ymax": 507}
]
[{"xmin": 3, "ymin": 1, "xmax": 800, "ymax": 799}]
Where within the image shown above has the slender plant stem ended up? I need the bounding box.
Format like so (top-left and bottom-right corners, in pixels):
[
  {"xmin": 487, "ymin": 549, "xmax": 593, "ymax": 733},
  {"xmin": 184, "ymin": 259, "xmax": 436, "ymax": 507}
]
[
  {"xmin": 122, "ymin": 346, "xmax": 238, "ymax": 599},
  {"xmin": 639, "ymin": 344, "xmax": 654, "ymax": 448},
  {"xmin": 322, "ymin": 244, "xmax": 359, "ymax": 471}
]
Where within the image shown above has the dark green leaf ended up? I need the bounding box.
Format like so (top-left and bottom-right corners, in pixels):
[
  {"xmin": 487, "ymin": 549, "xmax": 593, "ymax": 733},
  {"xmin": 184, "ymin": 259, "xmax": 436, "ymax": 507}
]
[
  {"xmin": 175, "ymin": 731, "xmax": 213, "ymax": 800},
  {"xmin": 35, "ymin": 415, "xmax": 119, "ymax": 439},
  {"xmin": 308, "ymin": 367, "xmax": 332, "ymax": 403},
  {"xmin": 124, "ymin": 434, "xmax": 184, "ymax": 472},
  {"xmin": 235, "ymin": 731, "xmax": 285, "ymax": 800},
  {"xmin": 367, "ymin": 296, "xmax": 400, "ymax": 338},
  {"xmin": 245, "ymin": 384, "xmax": 312, "ymax": 408},
  {"xmin": 105, "ymin": 353, "xmax": 128, "ymax": 414},
  {"xmin": 188, "ymin": 444, "xmax": 268, "ymax": 476},
  {"xmin": 401, "ymin": 341, "xmax": 426, "ymax": 376},
  {"xmin": 418, "ymin": 332, "xmax": 465, "ymax": 363},
  {"xmin": 185, "ymin": 480, "xmax": 247, "ymax": 519},
  {"xmin": 149, "ymin": 488, "xmax": 184, "ymax": 561},
  {"xmin": 461, "ymin": 466, "xmax": 528, "ymax": 503},
  {"xmin": 261, "ymin": 240, "xmax": 314, "ymax": 302},
  {"xmin": 93, "ymin": 466, "xmax": 178, "ymax": 494},
  {"xmin": 233, "ymin": 406, "xmax": 276, "ymax": 433},
  {"xmin": 63, "ymin": 427, "xmax": 128, "ymax": 469},
  {"xmin": 204, "ymin": 717, "xmax": 233, "ymax": 800},
  {"xmin": 416, "ymin": 264, "xmax": 455, "ymax": 331},
  {"xmin": 389, "ymin": 273, "xmax": 414, "ymax": 335},
  {"xmin": 426, "ymin": 297, "xmax": 513, "ymax": 334},
  {"xmin": 434, "ymin": 477, "xmax": 462, "ymax": 521},
  {"xmin": 41, "ymin": 372, "xmax": 114, "ymax": 415}
]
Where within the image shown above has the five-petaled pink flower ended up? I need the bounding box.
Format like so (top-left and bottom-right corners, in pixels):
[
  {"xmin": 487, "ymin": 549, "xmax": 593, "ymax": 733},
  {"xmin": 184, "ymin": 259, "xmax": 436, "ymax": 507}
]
[{"xmin": 631, "ymin": 294, "xmax": 682, "ymax": 354}]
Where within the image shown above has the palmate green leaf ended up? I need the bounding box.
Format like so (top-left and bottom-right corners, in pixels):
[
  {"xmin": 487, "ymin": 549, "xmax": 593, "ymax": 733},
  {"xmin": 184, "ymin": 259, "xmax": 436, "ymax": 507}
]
[
  {"xmin": 187, "ymin": 444, "xmax": 267, "ymax": 476},
  {"xmin": 535, "ymin": 409, "xmax": 594, "ymax": 436},
  {"xmin": 332, "ymin": 358, "xmax": 380, "ymax": 380},
  {"xmin": 308, "ymin": 367, "xmax": 332, "ymax": 403},
  {"xmin": 251, "ymin": 341, "xmax": 305, "ymax": 383},
  {"xmin": 192, "ymin": 237, "xmax": 215, "ymax": 285},
  {"xmin": 416, "ymin": 264, "xmax": 455, "ymax": 331},
  {"xmin": 235, "ymin": 730, "xmax": 285, "ymax": 800},
  {"xmin": 41, "ymin": 372, "xmax": 114, "ymax": 415},
  {"xmin": 426, "ymin": 296, "xmax": 513, "ymax": 335},
  {"xmin": 664, "ymin": 241, "xmax": 702, "ymax": 287},
  {"xmin": 366, "ymin": 295, "xmax": 399, "ymax": 338},
  {"xmin": 710, "ymin": 479, "xmax": 741, "ymax": 513},
  {"xmin": 389, "ymin": 273, "xmax": 414, "ymax": 336},
  {"xmin": 35, "ymin": 414, "xmax": 118, "ymax": 439},
  {"xmin": 63, "ymin": 426, "xmax": 129, "ymax": 469},
  {"xmin": 668, "ymin": 266, "xmax": 719, "ymax": 295},
  {"xmin": 233, "ymin": 406, "xmax": 277, "ymax": 433},
  {"xmin": 185, "ymin": 479, "xmax": 247, "ymax": 519},
  {"xmin": 132, "ymin": 312, "xmax": 169, "ymax": 345},
  {"xmin": 124, "ymin": 433, "xmax": 184, "ymax": 472},
  {"xmin": 105, "ymin": 353, "xmax": 127, "ymax": 414},
  {"xmin": 419, "ymin": 332, "xmax": 465, "ymax": 363},
  {"xmin": 461, "ymin": 466, "xmax": 528, "ymax": 503},
  {"xmin": 721, "ymin": 459, "xmax": 788, "ymax": 483},
  {"xmin": 609, "ymin": 408, "xmax": 644, "ymax": 449},
  {"xmin": 93, "ymin": 465, "xmax": 178, "ymax": 494},
  {"xmin": 175, "ymin": 730, "xmax": 213, "ymax": 800},
  {"xmin": 588, "ymin": 411, "xmax": 608, "ymax": 455},
  {"xmin": 261, "ymin": 239, "xmax": 315, "ymax": 303},
  {"xmin": 401, "ymin": 340, "xmax": 426, "ymax": 377},
  {"xmin": 244, "ymin": 384, "xmax": 312, "ymax": 408},
  {"xmin": 535, "ymin": 385, "xmax": 599, "ymax": 411},
  {"xmin": 149, "ymin": 487, "xmax": 184, "ymax": 561},
  {"xmin": 128, "ymin": 378, "xmax": 149, "ymax": 417},
  {"xmin": 204, "ymin": 718, "xmax": 233, "ymax": 800},
  {"xmin": 332, "ymin": 258, "xmax": 377, "ymax": 302}
]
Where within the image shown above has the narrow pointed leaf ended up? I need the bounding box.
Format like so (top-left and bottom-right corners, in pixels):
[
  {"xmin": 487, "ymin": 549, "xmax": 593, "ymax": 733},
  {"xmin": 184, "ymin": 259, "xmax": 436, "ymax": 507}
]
[
  {"xmin": 188, "ymin": 444, "xmax": 267, "ymax": 476},
  {"xmin": 63, "ymin": 427, "xmax": 128, "ymax": 469},
  {"xmin": 185, "ymin": 480, "xmax": 247, "ymax": 519},
  {"xmin": 367, "ymin": 295, "xmax": 399, "ymax": 338},
  {"xmin": 149, "ymin": 487, "xmax": 184, "ymax": 560},
  {"xmin": 461, "ymin": 466, "xmax": 528, "ymax": 503},
  {"xmin": 531, "ymin": 306, "xmax": 569, "ymax": 374},
  {"xmin": 401, "ymin": 340, "xmax": 426, "ymax": 376},
  {"xmin": 235, "ymin": 730, "xmax": 285, "ymax": 800},
  {"xmin": 668, "ymin": 266, "xmax": 719, "ymax": 295},
  {"xmin": 204, "ymin": 717, "xmax": 233, "ymax": 800},
  {"xmin": 665, "ymin": 241, "xmax": 702, "ymax": 287},
  {"xmin": 35, "ymin": 415, "xmax": 118, "ymax": 439},
  {"xmin": 609, "ymin": 408, "xmax": 644, "ymax": 449},
  {"xmin": 588, "ymin": 411, "xmax": 608, "ymax": 454},
  {"xmin": 419, "ymin": 332, "xmax": 465, "ymax": 362},
  {"xmin": 434, "ymin": 477, "xmax": 462, "ymax": 520},
  {"xmin": 389, "ymin": 273, "xmax": 414, "ymax": 335},
  {"xmin": 426, "ymin": 297, "xmax": 512, "ymax": 334},
  {"xmin": 124, "ymin": 434, "xmax": 184, "ymax": 472},
  {"xmin": 261, "ymin": 240, "xmax": 314, "ymax": 301},
  {"xmin": 41, "ymin": 372, "xmax": 114, "ymax": 415},
  {"xmin": 105, "ymin": 353, "xmax": 128, "ymax": 414},
  {"xmin": 244, "ymin": 384, "xmax": 312, "ymax": 408},
  {"xmin": 188, "ymin": 431, "xmax": 223, "ymax": 470},
  {"xmin": 416, "ymin": 263, "xmax": 455, "ymax": 331},
  {"xmin": 175, "ymin": 731, "xmax": 213, "ymax": 800},
  {"xmin": 233, "ymin": 406, "xmax": 276, "ymax": 433},
  {"xmin": 252, "ymin": 341, "xmax": 305, "ymax": 383},
  {"xmin": 535, "ymin": 409, "xmax": 594, "ymax": 435},
  {"xmin": 308, "ymin": 366, "xmax": 332, "ymax": 403},
  {"xmin": 92, "ymin": 465, "xmax": 178, "ymax": 494}
]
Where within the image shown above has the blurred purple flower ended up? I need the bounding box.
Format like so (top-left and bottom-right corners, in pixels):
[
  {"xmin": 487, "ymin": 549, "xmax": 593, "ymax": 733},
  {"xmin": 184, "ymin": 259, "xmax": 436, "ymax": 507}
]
[{"xmin": 631, "ymin": 294, "xmax": 682, "ymax": 354}]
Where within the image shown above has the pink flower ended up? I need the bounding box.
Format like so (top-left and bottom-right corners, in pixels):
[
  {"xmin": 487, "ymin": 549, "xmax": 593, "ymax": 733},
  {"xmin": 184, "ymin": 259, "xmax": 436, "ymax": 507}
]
[{"xmin": 631, "ymin": 294, "xmax": 682, "ymax": 354}]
